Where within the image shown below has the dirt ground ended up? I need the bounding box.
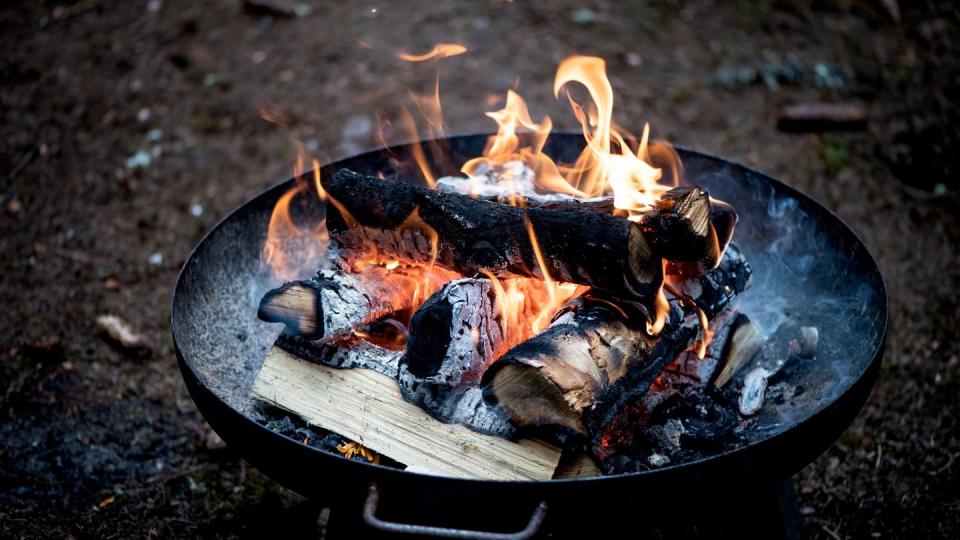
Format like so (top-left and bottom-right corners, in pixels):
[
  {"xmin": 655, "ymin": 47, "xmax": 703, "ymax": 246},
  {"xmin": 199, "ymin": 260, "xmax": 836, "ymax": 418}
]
[{"xmin": 1, "ymin": 0, "xmax": 958, "ymax": 538}]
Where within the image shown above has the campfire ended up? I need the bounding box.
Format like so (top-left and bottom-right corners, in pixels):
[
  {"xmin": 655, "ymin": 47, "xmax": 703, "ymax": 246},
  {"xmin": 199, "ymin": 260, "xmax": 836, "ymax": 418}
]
[{"xmin": 250, "ymin": 55, "xmax": 818, "ymax": 480}]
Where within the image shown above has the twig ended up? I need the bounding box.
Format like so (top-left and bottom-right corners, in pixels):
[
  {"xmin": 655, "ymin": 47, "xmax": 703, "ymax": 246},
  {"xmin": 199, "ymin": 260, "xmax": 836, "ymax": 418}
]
[
  {"xmin": 51, "ymin": 0, "xmax": 100, "ymax": 21},
  {"xmin": 821, "ymin": 524, "xmax": 842, "ymax": 540}
]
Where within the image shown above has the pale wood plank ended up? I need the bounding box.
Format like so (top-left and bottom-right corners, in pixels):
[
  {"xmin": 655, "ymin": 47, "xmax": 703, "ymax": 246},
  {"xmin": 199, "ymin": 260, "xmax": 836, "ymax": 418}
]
[{"xmin": 251, "ymin": 346, "xmax": 561, "ymax": 481}]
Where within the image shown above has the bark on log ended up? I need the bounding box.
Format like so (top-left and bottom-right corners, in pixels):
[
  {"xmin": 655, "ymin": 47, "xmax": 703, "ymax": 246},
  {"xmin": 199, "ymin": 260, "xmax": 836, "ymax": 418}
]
[
  {"xmin": 438, "ymin": 168, "xmax": 737, "ymax": 268},
  {"xmin": 322, "ymin": 169, "xmax": 712, "ymax": 310},
  {"xmin": 482, "ymin": 243, "xmax": 752, "ymax": 435},
  {"xmin": 258, "ymin": 263, "xmax": 449, "ymax": 342},
  {"xmin": 402, "ymin": 277, "xmax": 507, "ymax": 388}
]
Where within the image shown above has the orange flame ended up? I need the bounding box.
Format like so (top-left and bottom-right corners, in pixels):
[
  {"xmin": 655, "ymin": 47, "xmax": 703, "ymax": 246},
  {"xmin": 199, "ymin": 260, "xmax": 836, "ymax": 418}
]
[
  {"xmin": 262, "ymin": 147, "xmax": 328, "ymax": 281},
  {"xmin": 466, "ymin": 55, "xmax": 680, "ymax": 220},
  {"xmin": 397, "ymin": 43, "xmax": 468, "ymax": 62},
  {"xmin": 648, "ymin": 261, "xmax": 670, "ymax": 336},
  {"xmin": 479, "ymin": 216, "xmax": 585, "ymax": 349},
  {"xmin": 694, "ymin": 306, "xmax": 714, "ymax": 359}
]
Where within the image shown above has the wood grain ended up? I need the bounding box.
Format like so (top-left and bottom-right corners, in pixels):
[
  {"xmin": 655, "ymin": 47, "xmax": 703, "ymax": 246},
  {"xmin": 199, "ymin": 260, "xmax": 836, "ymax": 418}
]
[{"xmin": 251, "ymin": 346, "xmax": 561, "ymax": 481}]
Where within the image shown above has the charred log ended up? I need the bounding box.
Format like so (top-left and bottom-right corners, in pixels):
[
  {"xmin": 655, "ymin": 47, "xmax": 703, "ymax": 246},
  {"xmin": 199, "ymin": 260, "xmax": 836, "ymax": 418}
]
[
  {"xmin": 322, "ymin": 169, "xmax": 714, "ymax": 309},
  {"xmin": 258, "ymin": 263, "xmax": 445, "ymax": 342},
  {"xmin": 482, "ymin": 243, "xmax": 751, "ymax": 436},
  {"xmin": 402, "ymin": 278, "xmax": 506, "ymax": 388}
]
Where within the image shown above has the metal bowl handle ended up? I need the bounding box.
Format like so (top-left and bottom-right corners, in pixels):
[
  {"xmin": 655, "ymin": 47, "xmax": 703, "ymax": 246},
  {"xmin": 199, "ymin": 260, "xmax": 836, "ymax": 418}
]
[{"xmin": 363, "ymin": 483, "xmax": 548, "ymax": 539}]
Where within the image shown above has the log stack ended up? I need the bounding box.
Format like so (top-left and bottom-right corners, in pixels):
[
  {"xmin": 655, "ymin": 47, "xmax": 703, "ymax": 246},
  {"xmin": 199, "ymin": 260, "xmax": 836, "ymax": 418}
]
[{"xmin": 251, "ymin": 167, "xmax": 753, "ymax": 479}]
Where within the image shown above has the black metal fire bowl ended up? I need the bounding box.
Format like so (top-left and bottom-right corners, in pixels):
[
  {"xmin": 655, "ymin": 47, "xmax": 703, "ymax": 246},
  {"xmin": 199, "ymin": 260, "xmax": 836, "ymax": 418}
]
[{"xmin": 171, "ymin": 133, "xmax": 886, "ymax": 537}]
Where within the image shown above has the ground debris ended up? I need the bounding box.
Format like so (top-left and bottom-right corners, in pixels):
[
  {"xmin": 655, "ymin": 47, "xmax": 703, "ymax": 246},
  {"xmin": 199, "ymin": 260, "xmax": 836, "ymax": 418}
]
[
  {"xmin": 96, "ymin": 315, "xmax": 151, "ymax": 356},
  {"xmin": 778, "ymin": 103, "xmax": 868, "ymax": 132},
  {"xmin": 242, "ymin": 0, "xmax": 310, "ymax": 18}
]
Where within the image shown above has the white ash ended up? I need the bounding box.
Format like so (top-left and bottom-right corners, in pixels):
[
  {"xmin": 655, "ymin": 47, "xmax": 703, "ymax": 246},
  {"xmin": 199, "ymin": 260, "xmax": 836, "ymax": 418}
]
[
  {"xmin": 648, "ymin": 418, "xmax": 686, "ymax": 449},
  {"xmin": 437, "ymin": 160, "xmax": 602, "ymax": 204},
  {"xmin": 396, "ymin": 374, "xmax": 516, "ymax": 437},
  {"xmin": 647, "ymin": 453, "xmax": 671, "ymax": 467},
  {"xmin": 739, "ymin": 367, "xmax": 770, "ymax": 416}
]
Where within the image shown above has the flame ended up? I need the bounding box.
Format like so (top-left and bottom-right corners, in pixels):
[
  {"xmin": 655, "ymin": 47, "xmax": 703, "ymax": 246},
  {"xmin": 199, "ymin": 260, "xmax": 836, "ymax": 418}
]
[
  {"xmin": 478, "ymin": 216, "xmax": 585, "ymax": 350},
  {"xmin": 262, "ymin": 146, "xmax": 328, "ymax": 281},
  {"xmin": 465, "ymin": 56, "xmax": 680, "ymax": 220},
  {"xmin": 461, "ymin": 90, "xmax": 576, "ymax": 198},
  {"xmin": 694, "ymin": 306, "xmax": 714, "ymax": 359},
  {"xmin": 397, "ymin": 43, "xmax": 468, "ymax": 62},
  {"xmin": 397, "ymin": 207, "xmax": 445, "ymax": 305},
  {"xmin": 647, "ymin": 260, "xmax": 670, "ymax": 336}
]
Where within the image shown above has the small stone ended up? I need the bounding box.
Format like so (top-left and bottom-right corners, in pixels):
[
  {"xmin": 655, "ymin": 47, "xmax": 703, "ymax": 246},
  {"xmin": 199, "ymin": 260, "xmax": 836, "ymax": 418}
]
[
  {"xmin": 147, "ymin": 252, "xmax": 163, "ymax": 265},
  {"xmin": 6, "ymin": 198, "xmax": 23, "ymax": 216},
  {"xmin": 251, "ymin": 50, "xmax": 268, "ymax": 64},
  {"xmin": 624, "ymin": 52, "xmax": 642, "ymax": 67},
  {"xmin": 190, "ymin": 203, "xmax": 204, "ymax": 217},
  {"xmin": 202, "ymin": 73, "xmax": 219, "ymax": 87},
  {"xmin": 147, "ymin": 0, "xmax": 163, "ymax": 12},
  {"xmin": 146, "ymin": 128, "xmax": 163, "ymax": 142},
  {"xmin": 137, "ymin": 108, "xmax": 152, "ymax": 122},
  {"xmin": 570, "ymin": 7, "xmax": 597, "ymax": 24},
  {"xmin": 104, "ymin": 278, "xmax": 122, "ymax": 290},
  {"xmin": 125, "ymin": 150, "xmax": 151, "ymax": 170},
  {"xmin": 342, "ymin": 115, "xmax": 373, "ymax": 141}
]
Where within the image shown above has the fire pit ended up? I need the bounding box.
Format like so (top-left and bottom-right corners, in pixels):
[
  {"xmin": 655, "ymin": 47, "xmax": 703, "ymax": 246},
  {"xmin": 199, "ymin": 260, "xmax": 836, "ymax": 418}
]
[{"xmin": 172, "ymin": 130, "xmax": 885, "ymax": 537}]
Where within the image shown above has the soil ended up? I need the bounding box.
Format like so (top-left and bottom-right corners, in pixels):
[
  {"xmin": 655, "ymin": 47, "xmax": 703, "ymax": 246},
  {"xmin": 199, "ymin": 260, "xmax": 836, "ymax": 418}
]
[{"xmin": 1, "ymin": 1, "xmax": 958, "ymax": 538}]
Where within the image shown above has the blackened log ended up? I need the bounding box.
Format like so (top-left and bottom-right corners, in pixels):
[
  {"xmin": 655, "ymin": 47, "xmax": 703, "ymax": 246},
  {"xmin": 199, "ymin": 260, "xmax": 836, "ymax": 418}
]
[
  {"xmin": 258, "ymin": 263, "xmax": 448, "ymax": 342},
  {"xmin": 323, "ymin": 169, "xmax": 710, "ymax": 309},
  {"xmin": 439, "ymin": 168, "xmax": 737, "ymax": 267},
  {"xmin": 402, "ymin": 278, "xmax": 506, "ymax": 388},
  {"xmin": 482, "ymin": 242, "xmax": 752, "ymax": 435}
]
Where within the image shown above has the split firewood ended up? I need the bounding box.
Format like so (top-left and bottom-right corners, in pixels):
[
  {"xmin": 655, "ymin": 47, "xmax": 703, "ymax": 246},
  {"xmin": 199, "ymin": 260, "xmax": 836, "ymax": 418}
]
[
  {"xmin": 777, "ymin": 102, "xmax": 868, "ymax": 132},
  {"xmin": 252, "ymin": 346, "xmax": 561, "ymax": 480},
  {"xmin": 482, "ymin": 243, "xmax": 752, "ymax": 435},
  {"xmin": 321, "ymin": 169, "xmax": 715, "ymax": 313},
  {"xmin": 258, "ymin": 262, "xmax": 453, "ymax": 342},
  {"xmin": 712, "ymin": 314, "xmax": 762, "ymax": 388}
]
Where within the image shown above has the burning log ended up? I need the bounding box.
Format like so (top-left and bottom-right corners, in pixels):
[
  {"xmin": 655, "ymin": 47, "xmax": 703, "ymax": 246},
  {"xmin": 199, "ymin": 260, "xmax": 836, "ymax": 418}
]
[
  {"xmin": 322, "ymin": 169, "xmax": 714, "ymax": 311},
  {"xmin": 439, "ymin": 166, "xmax": 738, "ymax": 268},
  {"xmin": 258, "ymin": 263, "xmax": 451, "ymax": 342},
  {"xmin": 483, "ymin": 244, "xmax": 752, "ymax": 435},
  {"xmin": 402, "ymin": 278, "xmax": 506, "ymax": 388}
]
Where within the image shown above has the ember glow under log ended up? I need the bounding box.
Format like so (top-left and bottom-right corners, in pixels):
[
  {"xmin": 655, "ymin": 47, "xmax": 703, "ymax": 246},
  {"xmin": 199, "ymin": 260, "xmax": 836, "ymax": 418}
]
[{"xmin": 321, "ymin": 169, "xmax": 715, "ymax": 311}]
